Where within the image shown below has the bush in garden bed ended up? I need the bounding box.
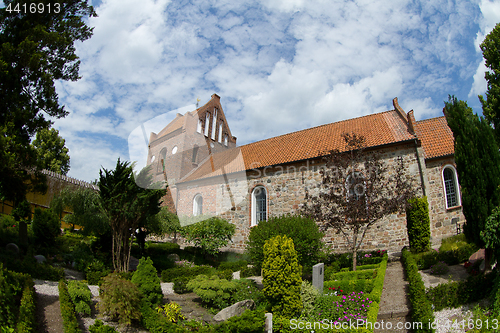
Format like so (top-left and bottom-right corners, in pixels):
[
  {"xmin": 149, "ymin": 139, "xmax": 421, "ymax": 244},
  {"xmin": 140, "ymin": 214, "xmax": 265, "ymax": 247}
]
[
  {"xmin": 328, "ymin": 269, "xmax": 376, "ymax": 281},
  {"xmin": 232, "ymin": 279, "xmax": 265, "ymax": 306},
  {"xmin": 217, "ymin": 260, "xmax": 248, "ymax": 272},
  {"xmin": 99, "ymin": 273, "xmax": 142, "ymax": 325},
  {"xmin": 324, "ymin": 279, "xmax": 375, "ymax": 295},
  {"xmin": 186, "ymin": 275, "xmax": 237, "ymax": 310},
  {"xmin": 401, "ymin": 248, "xmax": 434, "ymax": 333},
  {"xmin": 16, "ymin": 277, "xmax": 36, "ymax": 333},
  {"xmin": 161, "ymin": 265, "xmax": 216, "ymax": 282},
  {"xmin": 89, "ymin": 319, "xmax": 118, "ymax": 333},
  {"xmin": 67, "ymin": 280, "xmax": 92, "ymax": 317},
  {"xmin": 58, "ymin": 280, "xmax": 80, "ymax": 333},
  {"xmin": 216, "ymin": 308, "xmax": 266, "ymax": 333},
  {"xmin": 412, "ymin": 242, "xmax": 478, "ymax": 270},
  {"xmin": 85, "ymin": 260, "xmax": 110, "ymax": 285},
  {"xmin": 246, "ymin": 214, "xmax": 324, "ymax": 270},
  {"xmin": 426, "ymin": 272, "xmax": 495, "ymax": 311},
  {"xmin": 132, "ymin": 257, "xmax": 163, "ymax": 306}
]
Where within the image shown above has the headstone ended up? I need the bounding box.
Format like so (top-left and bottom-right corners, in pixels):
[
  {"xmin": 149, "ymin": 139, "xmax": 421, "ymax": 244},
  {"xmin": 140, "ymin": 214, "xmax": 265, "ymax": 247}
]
[
  {"xmin": 167, "ymin": 253, "xmax": 181, "ymax": 262},
  {"xmin": 232, "ymin": 270, "xmax": 240, "ymax": 280},
  {"xmin": 6, "ymin": 243, "xmax": 19, "ymax": 255},
  {"xmin": 265, "ymin": 313, "xmax": 273, "ymax": 333},
  {"xmin": 213, "ymin": 299, "xmax": 255, "ymax": 322},
  {"xmin": 312, "ymin": 263, "xmax": 324, "ymax": 294},
  {"xmin": 34, "ymin": 255, "xmax": 46, "ymax": 264}
]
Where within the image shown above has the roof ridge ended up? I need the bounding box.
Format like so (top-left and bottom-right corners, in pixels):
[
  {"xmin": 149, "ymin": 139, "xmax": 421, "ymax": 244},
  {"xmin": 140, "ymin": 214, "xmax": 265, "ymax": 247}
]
[
  {"xmin": 238, "ymin": 109, "xmax": 398, "ymax": 148},
  {"xmin": 415, "ymin": 116, "xmax": 446, "ymax": 123}
]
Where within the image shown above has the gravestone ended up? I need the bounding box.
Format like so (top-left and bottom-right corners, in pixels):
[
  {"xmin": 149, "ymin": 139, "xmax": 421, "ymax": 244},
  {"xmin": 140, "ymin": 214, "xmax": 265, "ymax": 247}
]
[
  {"xmin": 312, "ymin": 263, "xmax": 324, "ymax": 294},
  {"xmin": 265, "ymin": 313, "xmax": 272, "ymax": 333}
]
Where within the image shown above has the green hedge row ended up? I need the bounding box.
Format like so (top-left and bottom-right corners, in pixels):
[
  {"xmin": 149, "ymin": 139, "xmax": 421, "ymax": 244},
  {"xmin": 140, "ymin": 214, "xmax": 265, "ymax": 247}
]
[
  {"xmin": 161, "ymin": 266, "xmax": 216, "ymax": 282},
  {"xmin": 16, "ymin": 277, "xmax": 36, "ymax": 333},
  {"xmin": 328, "ymin": 269, "xmax": 376, "ymax": 281},
  {"xmin": 324, "ymin": 279, "xmax": 374, "ymax": 294},
  {"xmin": 401, "ymin": 249, "xmax": 434, "ymax": 333},
  {"xmin": 271, "ymin": 254, "xmax": 388, "ymax": 332},
  {"xmin": 412, "ymin": 244, "xmax": 478, "ymax": 270},
  {"xmin": 426, "ymin": 273, "xmax": 495, "ymax": 311},
  {"xmin": 58, "ymin": 280, "xmax": 81, "ymax": 333}
]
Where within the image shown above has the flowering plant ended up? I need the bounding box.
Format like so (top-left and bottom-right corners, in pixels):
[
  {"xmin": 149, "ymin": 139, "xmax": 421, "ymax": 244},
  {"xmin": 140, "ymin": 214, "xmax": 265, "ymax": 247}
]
[
  {"xmin": 464, "ymin": 261, "xmax": 472, "ymax": 269},
  {"xmin": 309, "ymin": 291, "xmax": 372, "ymax": 324},
  {"xmin": 429, "ymin": 261, "xmax": 449, "ymax": 275}
]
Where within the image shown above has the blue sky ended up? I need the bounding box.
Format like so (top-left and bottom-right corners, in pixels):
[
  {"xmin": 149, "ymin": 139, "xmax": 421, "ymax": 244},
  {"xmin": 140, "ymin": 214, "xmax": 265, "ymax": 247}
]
[{"xmin": 21, "ymin": 0, "xmax": 500, "ymax": 182}]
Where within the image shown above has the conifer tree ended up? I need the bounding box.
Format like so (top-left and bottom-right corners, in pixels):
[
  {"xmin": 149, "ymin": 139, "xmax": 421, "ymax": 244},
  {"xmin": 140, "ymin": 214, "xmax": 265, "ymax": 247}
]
[
  {"xmin": 262, "ymin": 235, "xmax": 302, "ymax": 318},
  {"xmin": 480, "ymin": 22, "xmax": 500, "ymax": 144},
  {"xmin": 444, "ymin": 96, "xmax": 500, "ymax": 248}
]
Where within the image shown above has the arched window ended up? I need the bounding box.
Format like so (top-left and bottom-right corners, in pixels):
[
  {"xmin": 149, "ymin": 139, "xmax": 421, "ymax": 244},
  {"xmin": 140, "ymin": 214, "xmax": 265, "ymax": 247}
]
[
  {"xmin": 197, "ymin": 118, "xmax": 202, "ymax": 133},
  {"xmin": 345, "ymin": 171, "xmax": 365, "ymax": 201},
  {"xmin": 442, "ymin": 165, "xmax": 461, "ymax": 208},
  {"xmin": 204, "ymin": 113, "xmax": 210, "ymax": 137},
  {"xmin": 193, "ymin": 194, "xmax": 203, "ymax": 216},
  {"xmin": 192, "ymin": 145, "xmax": 199, "ymax": 163},
  {"xmin": 218, "ymin": 123, "xmax": 223, "ymax": 143},
  {"xmin": 157, "ymin": 148, "xmax": 167, "ymax": 173},
  {"xmin": 251, "ymin": 186, "xmax": 267, "ymax": 226},
  {"xmin": 211, "ymin": 109, "xmax": 217, "ymax": 140},
  {"xmin": 224, "ymin": 135, "xmax": 228, "ymax": 146}
]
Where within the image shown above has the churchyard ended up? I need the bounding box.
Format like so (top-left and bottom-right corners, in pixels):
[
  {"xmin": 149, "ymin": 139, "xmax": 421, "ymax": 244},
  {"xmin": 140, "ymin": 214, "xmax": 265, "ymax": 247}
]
[{"xmin": 0, "ymin": 210, "xmax": 497, "ymax": 333}]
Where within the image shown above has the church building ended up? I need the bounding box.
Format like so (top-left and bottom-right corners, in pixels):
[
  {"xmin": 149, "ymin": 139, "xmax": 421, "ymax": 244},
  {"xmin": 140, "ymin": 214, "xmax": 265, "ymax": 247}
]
[{"xmin": 147, "ymin": 94, "xmax": 464, "ymax": 252}]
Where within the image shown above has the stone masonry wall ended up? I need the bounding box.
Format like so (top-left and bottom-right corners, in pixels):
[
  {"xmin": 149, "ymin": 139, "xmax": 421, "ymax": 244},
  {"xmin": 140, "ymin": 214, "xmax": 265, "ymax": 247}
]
[{"xmin": 173, "ymin": 143, "xmax": 463, "ymax": 253}]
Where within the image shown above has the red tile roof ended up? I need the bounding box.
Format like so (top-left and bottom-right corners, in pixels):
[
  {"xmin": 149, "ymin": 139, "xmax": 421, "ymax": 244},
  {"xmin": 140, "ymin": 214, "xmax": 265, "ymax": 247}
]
[
  {"xmin": 181, "ymin": 109, "xmax": 415, "ymax": 182},
  {"xmin": 414, "ymin": 117, "xmax": 455, "ymax": 159}
]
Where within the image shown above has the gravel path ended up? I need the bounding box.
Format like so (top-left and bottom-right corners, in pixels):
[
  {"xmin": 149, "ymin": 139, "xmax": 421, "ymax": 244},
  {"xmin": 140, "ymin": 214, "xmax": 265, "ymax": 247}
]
[{"xmin": 34, "ymin": 280, "xmax": 64, "ymax": 333}]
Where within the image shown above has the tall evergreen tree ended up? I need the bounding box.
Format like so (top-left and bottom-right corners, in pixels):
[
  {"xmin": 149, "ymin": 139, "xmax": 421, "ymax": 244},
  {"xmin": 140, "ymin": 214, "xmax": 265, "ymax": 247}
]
[
  {"xmin": 99, "ymin": 159, "xmax": 165, "ymax": 272},
  {"xmin": 480, "ymin": 22, "xmax": 500, "ymax": 144},
  {"xmin": 444, "ymin": 96, "xmax": 500, "ymax": 247},
  {"xmin": 0, "ymin": 0, "xmax": 95, "ymax": 245}
]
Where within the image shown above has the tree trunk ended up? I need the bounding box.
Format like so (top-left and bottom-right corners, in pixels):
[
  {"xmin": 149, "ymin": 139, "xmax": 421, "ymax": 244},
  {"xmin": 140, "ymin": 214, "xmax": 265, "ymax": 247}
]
[{"xmin": 352, "ymin": 232, "xmax": 358, "ymax": 271}]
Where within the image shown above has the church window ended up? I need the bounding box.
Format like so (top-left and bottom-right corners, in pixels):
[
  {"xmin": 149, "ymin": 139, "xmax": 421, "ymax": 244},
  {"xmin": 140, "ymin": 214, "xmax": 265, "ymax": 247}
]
[
  {"xmin": 211, "ymin": 109, "xmax": 217, "ymax": 140},
  {"xmin": 218, "ymin": 123, "xmax": 223, "ymax": 143},
  {"xmin": 443, "ymin": 165, "xmax": 460, "ymax": 208},
  {"xmin": 251, "ymin": 186, "xmax": 267, "ymax": 226},
  {"xmin": 193, "ymin": 194, "xmax": 203, "ymax": 216},
  {"xmin": 158, "ymin": 148, "xmax": 167, "ymax": 173},
  {"xmin": 197, "ymin": 118, "xmax": 202, "ymax": 133},
  {"xmin": 171, "ymin": 146, "xmax": 178, "ymax": 155},
  {"xmin": 150, "ymin": 155, "xmax": 155, "ymax": 163},
  {"xmin": 224, "ymin": 135, "xmax": 228, "ymax": 146},
  {"xmin": 192, "ymin": 146, "xmax": 199, "ymax": 163},
  {"xmin": 204, "ymin": 113, "xmax": 210, "ymax": 137}
]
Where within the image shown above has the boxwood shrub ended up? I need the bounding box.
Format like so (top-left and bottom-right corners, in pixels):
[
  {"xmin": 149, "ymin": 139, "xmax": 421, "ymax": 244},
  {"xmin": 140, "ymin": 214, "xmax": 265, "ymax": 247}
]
[
  {"xmin": 402, "ymin": 248, "xmax": 434, "ymax": 333},
  {"xmin": 246, "ymin": 214, "xmax": 323, "ymax": 270},
  {"xmin": 426, "ymin": 272, "xmax": 495, "ymax": 311},
  {"xmin": 161, "ymin": 265, "xmax": 216, "ymax": 282},
  {"xmin": 406, "ymin": 196, "xmax": 431, "ymax": 253},
  {"xmin": 58, "ymin": 280, "xmax": 80, "ymax": 333},
  {"xmin": 16, "ymin": 277, "xmax": 36, "ymax": 333}
]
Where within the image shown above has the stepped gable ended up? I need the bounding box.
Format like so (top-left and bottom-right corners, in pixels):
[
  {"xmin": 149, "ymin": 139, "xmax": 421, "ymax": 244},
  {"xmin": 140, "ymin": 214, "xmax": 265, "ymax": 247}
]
[
  {"xmin": 180, "ymin": 99, "xmax": 416, "ymax": 183},
  {"xmin": 413, "ymin": 116, "xmax": 454, "ymax": 160}
]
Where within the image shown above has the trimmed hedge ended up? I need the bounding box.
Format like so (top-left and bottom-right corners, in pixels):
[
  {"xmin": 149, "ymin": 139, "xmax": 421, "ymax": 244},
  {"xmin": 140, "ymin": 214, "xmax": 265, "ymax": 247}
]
[
  {"xmin": 402, "ymin": 249, "xmax": 434, "ymax": 333},
  {"xmin": 16, "ymin": 277, "xmax": 36, "ymax": 333},
  {"xmin": 328, "ymin": 269, "xmax": 376, "ymax": 281},
  {"xmin": 412, "ymin": 244, "xmax": 478, "ymax": 270},
  {"xmin": 161, "ymin": 266, "xmax": 216, "ymax": 282},
  {"xmin": 58, "ymin": 280, "xmax": 80, "ymax": 333},
  {"xmin": 406, "ymin": 197, "xmax": 431, "ymax": 253},
  {"xmin": 324, "ymin": 279, "xmax": 374, "ymax": 294},
  {"xmin": 426, "ymin": 272, "xmax": 495, "ymax": 311}
]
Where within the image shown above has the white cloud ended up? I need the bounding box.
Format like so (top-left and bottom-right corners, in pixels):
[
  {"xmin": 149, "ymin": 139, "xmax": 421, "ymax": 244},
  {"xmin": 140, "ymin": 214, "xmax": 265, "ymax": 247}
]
[{"xmin": 49, "ymin": 0, "xmax": 500, "ymax": 182}]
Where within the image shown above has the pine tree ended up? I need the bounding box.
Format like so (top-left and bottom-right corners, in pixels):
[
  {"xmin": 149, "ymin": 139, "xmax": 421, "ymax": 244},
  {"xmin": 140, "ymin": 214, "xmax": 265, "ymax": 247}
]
[{"xmin": 444, "ymin": 96, "xmax": 500, "ymax": 247}]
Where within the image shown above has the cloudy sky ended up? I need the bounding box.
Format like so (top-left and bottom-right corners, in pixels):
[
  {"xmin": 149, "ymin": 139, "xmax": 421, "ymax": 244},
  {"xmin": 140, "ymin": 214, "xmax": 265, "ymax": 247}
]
[{"xmin": 21, "ymin": 0, "xmax": 500, "ymax": 182}]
